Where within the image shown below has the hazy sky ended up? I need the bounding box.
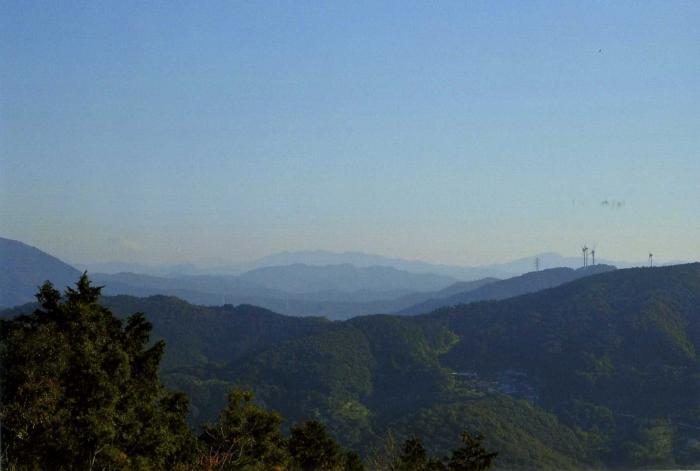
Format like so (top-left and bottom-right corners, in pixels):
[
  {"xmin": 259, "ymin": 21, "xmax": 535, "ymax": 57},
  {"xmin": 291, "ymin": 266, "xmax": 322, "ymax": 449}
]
[{"xmin": 1, "ymin": 1, "xmax": 698, "ymax": 266}]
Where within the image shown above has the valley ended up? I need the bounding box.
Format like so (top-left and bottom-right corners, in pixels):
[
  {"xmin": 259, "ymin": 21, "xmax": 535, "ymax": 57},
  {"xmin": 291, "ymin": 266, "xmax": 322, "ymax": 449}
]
[{"xmin": 3, "ymin": 238, "xmax": 699, "ymax": 468}]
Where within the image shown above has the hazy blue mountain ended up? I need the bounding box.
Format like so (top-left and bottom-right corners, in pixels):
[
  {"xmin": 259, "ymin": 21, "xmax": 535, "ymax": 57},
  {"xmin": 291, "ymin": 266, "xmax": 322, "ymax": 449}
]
[
  {"xmin": 3, "ymin": 238, "xmax": 471, "ymax": 315},
  {"xmin": 92, "ymin": 272, "xmax": 283, "ymax": 299},
  {"xmin": 91, "ymin": 271, "xmax": 496, "ymax": 320},
  {"xmin": 238, "ymin": 277, "xmax": 498, "ymax": 320},
  {"xmin": 233, "ymin": 250, "xmax": 509, "ymax": 279},
  {"xmin": 237, "ymin": 263, "xmax": 457, "ymax": 294},
  {"xmin": 76, "ymin": 250, "xmax": 511, "ymax": 279},
  {"xmin": 0, "ymin": 238, "xmax": 632, "ymax": 323},
  {"xmin": 7, "ymin": 237, "xmax": 613, "ymax": 320},
  {"xmin": 75, "ymin": 249, "xmax": 654, "ymax": 280},
  {"xmin": 398, "ymin": 264, "xmax": 616, "ymax": 315},
  {"xmin": 218, "ymin": 250, "xmax": 645, "ymax": 279},
  {"xmin": 0, "ymin": 237, "xmax": 81, "ymax": 307},
  {"xmin": 74, "ymin": 261, "xmax": 203, "ymax": 277}
]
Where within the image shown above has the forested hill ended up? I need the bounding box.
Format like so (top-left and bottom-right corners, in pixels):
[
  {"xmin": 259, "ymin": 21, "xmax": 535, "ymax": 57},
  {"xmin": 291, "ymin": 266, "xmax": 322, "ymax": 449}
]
[
  {"xmin": 104, "ymin": 296, "xmax": 329, "ymax": 371},
  {"xmin": 4, "ymin": 263, "xmax": 700, "ymax": 468},
  {"xmin": 398, "ymin": 264, "xmax": 616, "ymax": 314},
  {"xmin": 430, "ymin": 262, "xmax": 700, "ymax": 414},
  {"xmin": 415, "ymin": 263, "xmax": 700, "ymax": 467}
]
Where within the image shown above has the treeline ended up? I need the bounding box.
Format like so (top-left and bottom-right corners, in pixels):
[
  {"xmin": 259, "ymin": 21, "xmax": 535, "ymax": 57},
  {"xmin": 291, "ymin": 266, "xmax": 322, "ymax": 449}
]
[{"xmin": 0, "ymin": 275, "xmax": 495, "ymax": 470}]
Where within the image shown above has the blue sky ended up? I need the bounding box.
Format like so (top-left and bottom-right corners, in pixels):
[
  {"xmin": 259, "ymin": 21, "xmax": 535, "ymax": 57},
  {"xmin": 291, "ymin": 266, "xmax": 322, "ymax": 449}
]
[{"xmin": 1, "ymin": 1, "xmax": 698, "ymax": 265}]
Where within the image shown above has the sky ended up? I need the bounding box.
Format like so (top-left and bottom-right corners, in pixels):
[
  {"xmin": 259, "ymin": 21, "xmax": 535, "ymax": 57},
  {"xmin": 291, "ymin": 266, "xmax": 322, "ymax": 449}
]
[{"xmin": 1, "ymin": 1, "xmax": 699, "ymax": 266}]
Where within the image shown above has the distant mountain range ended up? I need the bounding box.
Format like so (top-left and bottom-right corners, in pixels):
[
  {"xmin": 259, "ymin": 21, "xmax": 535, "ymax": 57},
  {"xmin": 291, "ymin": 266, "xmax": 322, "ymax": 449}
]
[
  {"xmin": 2, "ymin": 237, "xmax": 467, "ymax": 316},
  {"xmin": 88, "ymin": 269, "xmax": 480, "ymax": 320},
  {"xmin": 75, "ymin": 250, "xmax": 508, "ymax": 278},
  {"xmin": 237, "ymin": 263, "xmax": 457, "ymax": 294},
  {"xmin": 0, "ymin": 237, "xmax": 619, "ymax": 319},
  {"xmin": 75, "ymin": 249, "xmax": 645, "ymax": 279}
]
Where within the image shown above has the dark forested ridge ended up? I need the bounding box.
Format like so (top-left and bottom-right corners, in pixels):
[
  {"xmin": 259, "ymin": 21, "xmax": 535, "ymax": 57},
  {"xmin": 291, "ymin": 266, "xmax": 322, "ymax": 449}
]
[
  {"xmin": 4, "ymin": 263, "xmax": 700, "ymax": 468},
  {"xmin": 398, "ymin": 264, "xmax": 616, "ymax": 315},
  {"xmin": 425, "ymin": 263, "xmax": 700, "ymax": 466}
]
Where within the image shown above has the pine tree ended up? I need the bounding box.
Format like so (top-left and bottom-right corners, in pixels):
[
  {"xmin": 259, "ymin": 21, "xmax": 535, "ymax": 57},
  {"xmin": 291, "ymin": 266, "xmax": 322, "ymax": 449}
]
[
  {"xmin": 199, "ymin": 388, "xmax": 289, "ymax": 469},
  {"xmin": 397, "ymin": 437, "xmax": 444, "ymax": 470},
  {"xmin": 0, "ymin": 274, "xmax": 196, "ymax": 469},
  {"xmin": 446, "ymin": 432, "xmax": 497, "ymax": 471},
  {"xmin": 288, "ymin": 420, "xmax": 345, "ymax": 471}
]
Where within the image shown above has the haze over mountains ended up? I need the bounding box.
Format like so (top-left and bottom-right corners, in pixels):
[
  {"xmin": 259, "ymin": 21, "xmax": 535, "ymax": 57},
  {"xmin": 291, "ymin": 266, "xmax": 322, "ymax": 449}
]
[
  {"xmin": 3, "ymin": 236, "xmax": 622, "ymax": 318},
  {"xmin": 75, "ymin": 249, "xmax": 637, "ymax": 279}
]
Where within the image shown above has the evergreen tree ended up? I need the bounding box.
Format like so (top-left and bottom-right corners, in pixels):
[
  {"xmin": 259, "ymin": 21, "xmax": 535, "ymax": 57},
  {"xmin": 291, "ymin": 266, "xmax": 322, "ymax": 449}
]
[
  {"xmin": 343, "ymin": 450, "xmax": 365, "ymax": 471},
  {"xmin": 446, "ymin": 432, "xmax": 497, "ymax": 471},
  {"xmin": 0, "ymin": 274, "xmax": 196, "ymax": 469},
  {"xmin": 371, "ymin": 433, "xmax": 496, "ymax": 471},
  {"xmin": 199, "ymin": 388, "xmax": 288, "ymax": 470},
  {"xmin": 397, "ymin": 437, "xmax": 444, "ymax": 470},
  {"xmin": 366, "ymin": 431, "xmax": 400, "ymax": 470},
  {"xmin": 287, "ymin": 420, "xmax": 345, "ymax": 471}
]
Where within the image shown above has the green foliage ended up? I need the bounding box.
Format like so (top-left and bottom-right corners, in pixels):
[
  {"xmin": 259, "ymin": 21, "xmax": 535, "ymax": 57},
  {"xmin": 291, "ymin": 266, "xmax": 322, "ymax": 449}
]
[
  {"xmin": 230, "ymin": 323, "xmax": 376, "ymax": 448},
  {"xmin": 396, "ymin": 437, "xmax": 444, "ymax": 470},
  {"xmin": 102, "ymin": 295, "xmax": 329, "ymax": 372},
  {"xmin": 198, "ymin": 391, "xmax": 365, "ymax": 471},
  {"xmin": 0, "ymin": 273, "xmax": 195, "ymax": 469},
  {"xmin": 430, "ymin": 264, "xmax": 700, "ymax": 467},
  {"xmin": 343, "ymin": 450, "xmax": 365, "ymax": 471},
  {"xmin": 446, "ymin": 432, "xmax": 497, "ymax": 471},
  {"xmin": 390, "ymin": 397, "xmax": 586, "ymax": 470},
  {"xmin": 620, "ymin": 419, "xmax": 675, "ymax": 467},
  {"xmin": 369, "ymin": 433, "xmax": 496, "ymax": 471},
  {"xmin": 199, "ymin": 388, "xmax": 289, "ymax": 469},
  {"xmin": 288, "ymin": 420, "xmax": 344, "ymax": 470}
]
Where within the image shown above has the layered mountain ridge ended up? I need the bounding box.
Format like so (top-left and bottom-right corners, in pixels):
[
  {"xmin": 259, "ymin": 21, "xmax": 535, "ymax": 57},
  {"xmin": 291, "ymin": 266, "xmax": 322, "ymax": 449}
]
[{"xmin": 4, "ymin": 261, "xmax": 700, "ymax": 468}]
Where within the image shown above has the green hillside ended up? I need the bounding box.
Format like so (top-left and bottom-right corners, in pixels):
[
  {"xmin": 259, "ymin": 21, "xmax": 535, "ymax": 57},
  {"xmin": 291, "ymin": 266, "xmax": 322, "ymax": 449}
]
[
  {"xmin": 4, "ymin": 263, "xmax": 700, "ymax": 468},
  {"xmin": 399, "ymin": 264, "xmax": 616, "ymax": 315},
  {"xmin": 429, "ymin": 263, "xmax": 700, "ymax": 467}
]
